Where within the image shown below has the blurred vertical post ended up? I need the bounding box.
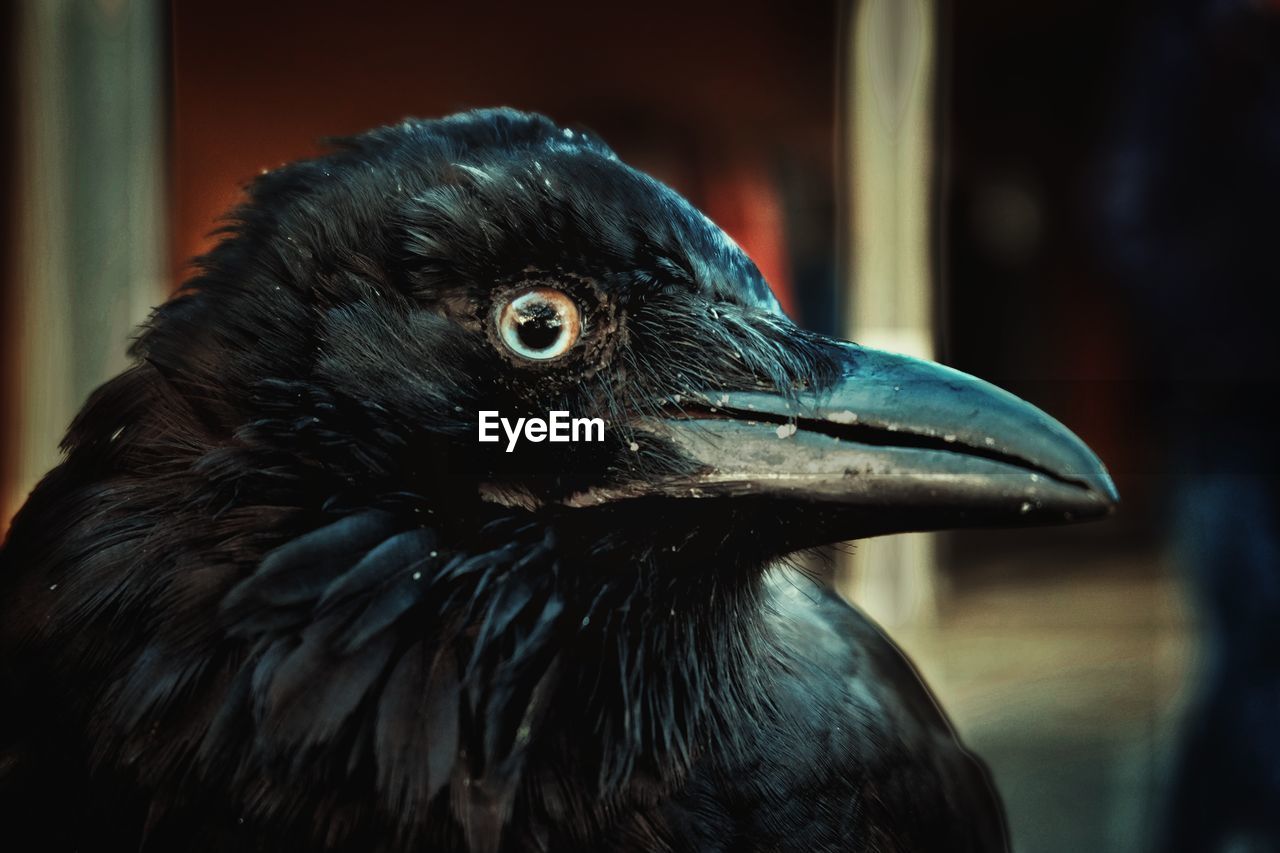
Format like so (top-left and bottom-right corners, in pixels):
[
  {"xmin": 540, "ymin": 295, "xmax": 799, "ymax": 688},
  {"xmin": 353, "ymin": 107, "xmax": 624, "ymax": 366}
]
[
  {"xmin": 836, "ymin": 0, "xmax": 940, "ymax": 627},
  {"xmin": 6, "ymin": 0, "xmax": 166, "ymax": 521}
]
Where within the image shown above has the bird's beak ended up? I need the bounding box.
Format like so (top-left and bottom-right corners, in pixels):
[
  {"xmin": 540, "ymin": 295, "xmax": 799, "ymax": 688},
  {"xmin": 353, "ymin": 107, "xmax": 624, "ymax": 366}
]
[{"xmin": 578, "ymin": 343, "xmax": 1117, "ymax": 539}]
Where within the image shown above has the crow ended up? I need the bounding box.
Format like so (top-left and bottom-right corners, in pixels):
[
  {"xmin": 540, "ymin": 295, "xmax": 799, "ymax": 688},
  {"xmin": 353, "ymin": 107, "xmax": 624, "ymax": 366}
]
[{"xmin": 0, "ymin": 109, "xmax": 1116, "ymax": 852}]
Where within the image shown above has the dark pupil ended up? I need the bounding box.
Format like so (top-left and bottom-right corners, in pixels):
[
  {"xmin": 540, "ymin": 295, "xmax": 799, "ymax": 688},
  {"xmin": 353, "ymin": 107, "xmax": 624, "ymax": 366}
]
[{"xmin": 516, "ymin": 303, "xmax": 563, "ymax": 351}]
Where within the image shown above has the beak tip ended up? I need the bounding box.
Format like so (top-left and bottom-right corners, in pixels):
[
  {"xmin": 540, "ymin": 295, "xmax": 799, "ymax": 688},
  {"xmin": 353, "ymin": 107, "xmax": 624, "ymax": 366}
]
[
  {"xmin": 1084, "ymin": 457, "xmax": 1120, "ymax": 511},
  {"xmin": 1101, "ymin": 491, "xmax": 1121, "ymax": 517},
  {"xmin": 1101, "ymin": 477, "xmax": 1121, "ymax": 508},
  {"xmin": 1066, "ymin": 466, "xmax": 1119, "ymax": 523}
]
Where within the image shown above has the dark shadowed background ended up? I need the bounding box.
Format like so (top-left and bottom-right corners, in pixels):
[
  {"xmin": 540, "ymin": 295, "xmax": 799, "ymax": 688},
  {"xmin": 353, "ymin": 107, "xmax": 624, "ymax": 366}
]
[{"xmin": 4, "ymin": 1, "xmax": 1278, "ymax": 850}]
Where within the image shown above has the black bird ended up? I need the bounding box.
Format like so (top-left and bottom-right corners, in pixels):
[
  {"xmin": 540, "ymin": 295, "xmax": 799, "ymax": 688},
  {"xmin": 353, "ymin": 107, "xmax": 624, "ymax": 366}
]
[{"xmin": 0, "ymin": 109, "xmax": 1116, "ymax": 852}]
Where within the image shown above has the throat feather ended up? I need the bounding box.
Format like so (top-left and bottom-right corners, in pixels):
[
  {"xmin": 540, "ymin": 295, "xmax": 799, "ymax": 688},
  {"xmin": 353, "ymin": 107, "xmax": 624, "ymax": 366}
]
[{"xmin": 219, "ymin": 506, "xmax": 766, "ymax": 844}]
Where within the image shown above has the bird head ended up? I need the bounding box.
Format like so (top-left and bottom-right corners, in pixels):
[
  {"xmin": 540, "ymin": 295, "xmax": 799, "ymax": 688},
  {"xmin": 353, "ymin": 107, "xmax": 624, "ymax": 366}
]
[
  {"xmin": 144, "ymin": 109, "xmax": 1115, "ymax": 563},
  {"xmin": 56, "ymin": 109, "xmax": 1115, "ymax": 843}
]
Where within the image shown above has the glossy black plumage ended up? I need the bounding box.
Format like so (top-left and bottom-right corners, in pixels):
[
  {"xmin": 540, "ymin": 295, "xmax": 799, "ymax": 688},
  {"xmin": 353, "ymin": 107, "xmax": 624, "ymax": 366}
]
[{"xmin": 0, "ymin": 109, "xmax": 1108, "ymax": 852}]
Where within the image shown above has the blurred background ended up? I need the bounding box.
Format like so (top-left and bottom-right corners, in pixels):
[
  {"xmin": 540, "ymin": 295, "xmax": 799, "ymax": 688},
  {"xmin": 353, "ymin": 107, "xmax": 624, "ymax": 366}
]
[{"xmin": 3, "ymin": 1, "xmax": 1278, "ymax": 850}]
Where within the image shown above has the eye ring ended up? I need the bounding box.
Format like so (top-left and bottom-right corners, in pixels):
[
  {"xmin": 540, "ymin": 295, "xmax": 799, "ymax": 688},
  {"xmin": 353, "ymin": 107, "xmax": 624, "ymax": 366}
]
[{"xmin": 495, "ymin": 287, "xmax": 582, "ymax": 361}]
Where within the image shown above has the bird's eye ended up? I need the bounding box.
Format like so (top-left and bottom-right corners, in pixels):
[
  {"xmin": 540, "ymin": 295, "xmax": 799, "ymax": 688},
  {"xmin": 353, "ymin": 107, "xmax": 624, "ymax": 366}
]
[{"xmin": 495, "ymin": 287, "xmax": 582, "ymax": 361}]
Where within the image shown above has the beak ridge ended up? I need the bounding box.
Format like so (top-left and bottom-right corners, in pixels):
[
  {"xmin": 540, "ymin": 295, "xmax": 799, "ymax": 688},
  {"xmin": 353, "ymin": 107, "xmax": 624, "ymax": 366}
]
[
  {"xmin": 586, "ymin": 343, "xmax": 1118, "ymax": 538},
  {"xmin": 694, "ymin": 344, "xmax": 1119, "ymax": 506}
]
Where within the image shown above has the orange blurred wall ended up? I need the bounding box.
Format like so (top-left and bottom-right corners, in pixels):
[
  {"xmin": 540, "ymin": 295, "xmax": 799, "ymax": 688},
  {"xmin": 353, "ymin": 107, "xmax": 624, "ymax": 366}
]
[{"xmin": 169, "ymin": 0, "xmax": 839, "ymax": 318}]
